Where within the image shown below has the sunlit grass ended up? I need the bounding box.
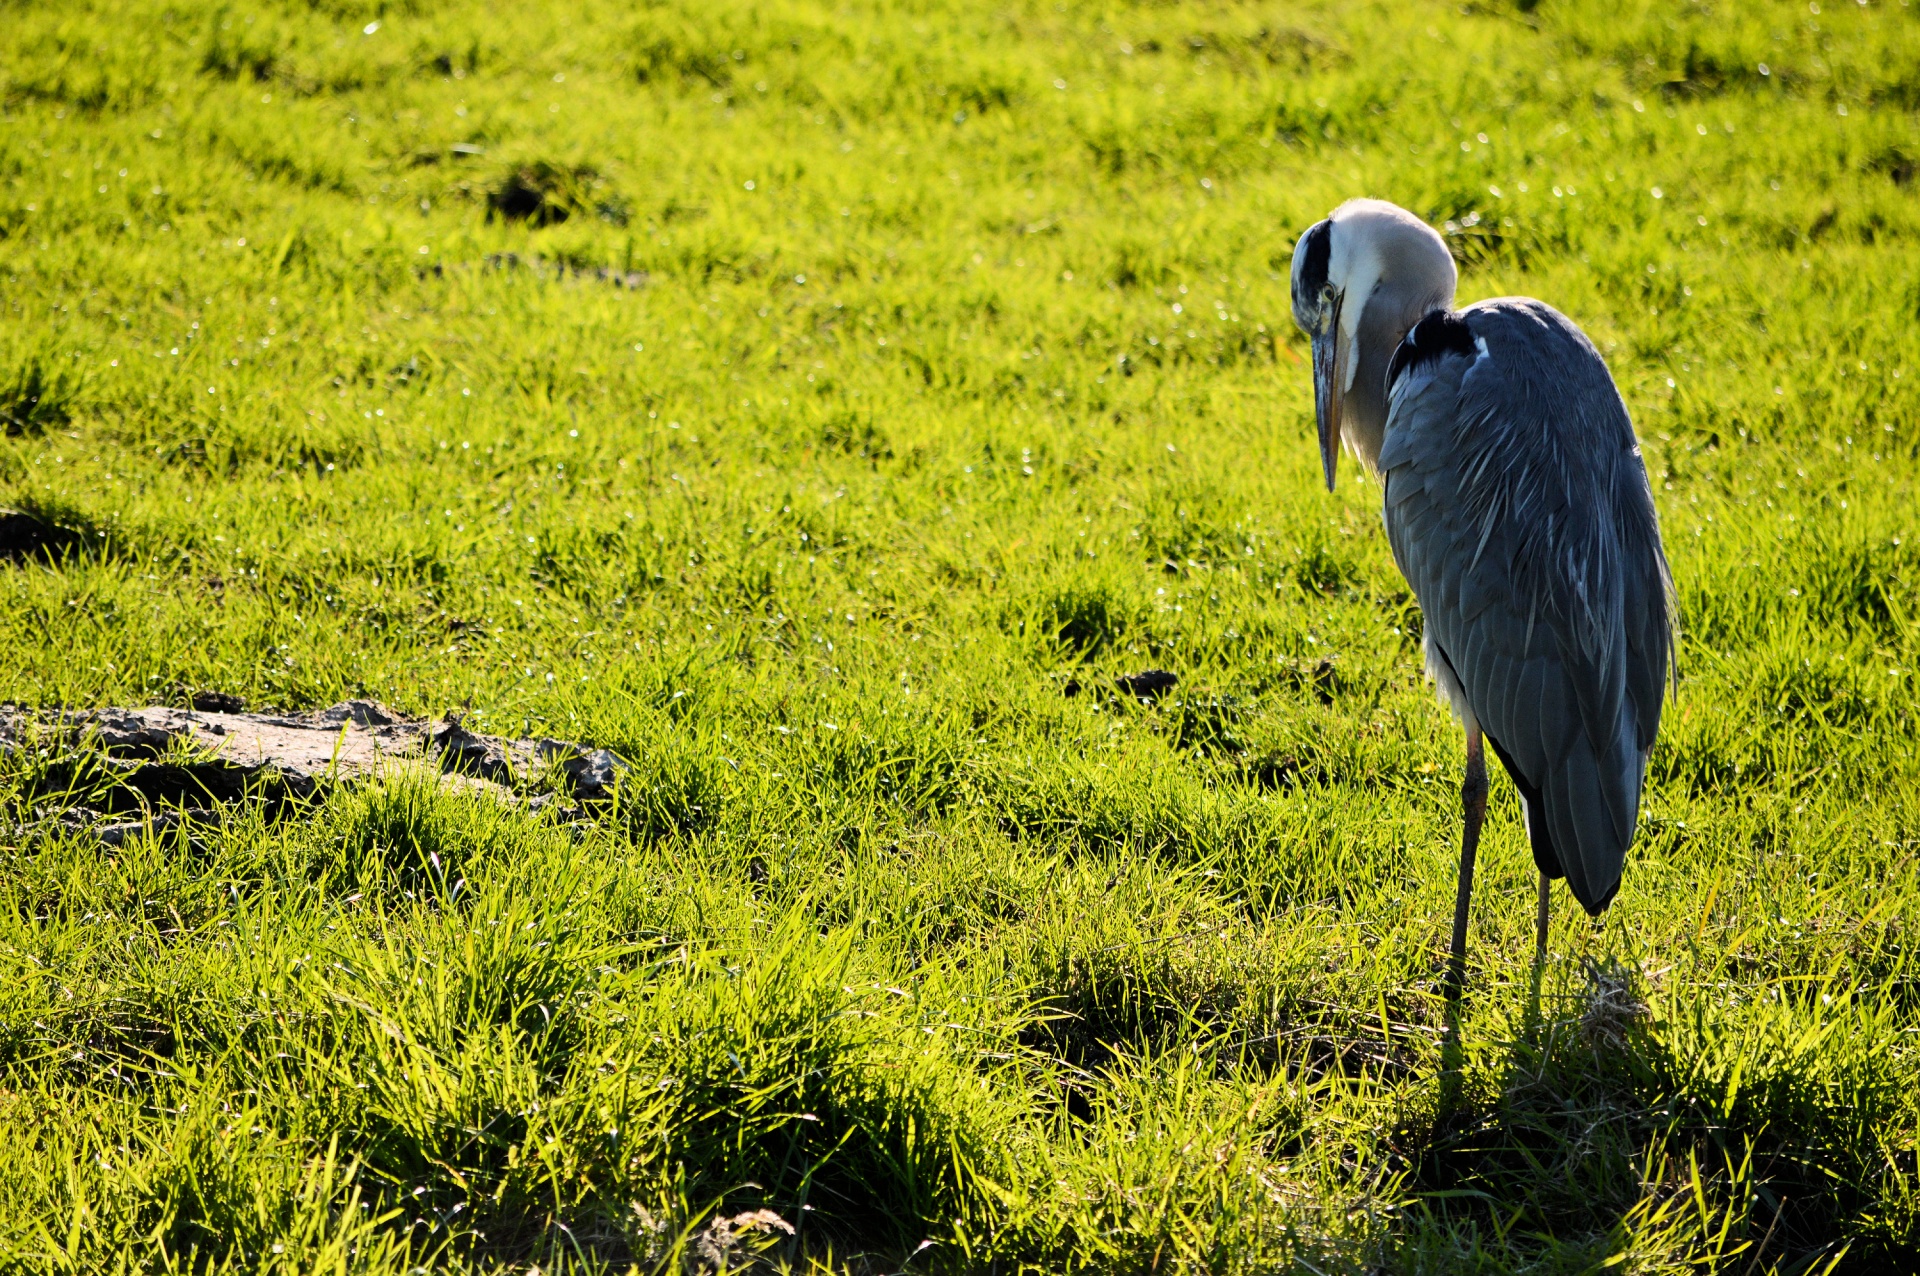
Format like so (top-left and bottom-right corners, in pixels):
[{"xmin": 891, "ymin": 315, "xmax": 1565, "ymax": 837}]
[{"xmin": 2, "ymin": 0, "xmax": 1918, "ymax": 1270}]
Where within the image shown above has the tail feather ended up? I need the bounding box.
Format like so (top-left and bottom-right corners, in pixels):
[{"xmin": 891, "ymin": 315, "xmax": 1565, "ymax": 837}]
[{"xmin": 1483, "ymin": 730, "xmax": 1622, "ymax": 916}]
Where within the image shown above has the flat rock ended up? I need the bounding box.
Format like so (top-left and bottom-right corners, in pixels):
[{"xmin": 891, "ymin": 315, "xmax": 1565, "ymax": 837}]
[
  {"xmin": 430, "ymin": 717, "xmax": 526, "ymax": 786},
  {"xmin": 550, "ymin": 745, "xmax": 627, "ymax": 800},
  {"xmin": 60, "ymin": 702, "xmax": 432, "ymax": 779},
  {"xmin": 315, "ymin": 699, "xmax": 403, "ymax": 728},
  {"xmin": 0, "ymin": 703, "xmax": 630, "ymax": 842}
]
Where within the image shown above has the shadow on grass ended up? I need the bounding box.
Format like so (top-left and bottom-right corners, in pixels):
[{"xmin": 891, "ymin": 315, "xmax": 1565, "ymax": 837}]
[
  {"xmin": 0, "ymin": 501, "xmax": 99, "ymax": 566},
  {"xmin": 1397, "ymin": 958, "xmax": 1909, "ymax": 1274}
]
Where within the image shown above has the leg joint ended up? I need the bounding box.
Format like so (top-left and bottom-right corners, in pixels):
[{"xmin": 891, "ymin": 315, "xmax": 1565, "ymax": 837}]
[{"xmin": 1461, "ymin": 768, "xmax": 1488, "ymax": 807}]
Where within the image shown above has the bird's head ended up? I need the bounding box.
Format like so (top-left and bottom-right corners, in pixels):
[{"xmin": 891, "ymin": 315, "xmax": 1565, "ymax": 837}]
[{"xmin": 1291, "ymin": 199, "xmax": 1456, "ymax": 490}]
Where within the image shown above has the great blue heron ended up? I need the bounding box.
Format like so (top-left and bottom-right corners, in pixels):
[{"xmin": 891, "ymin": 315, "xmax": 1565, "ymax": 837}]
[{"xmin": 1289, "ymin": 199, "xmax": 1673, "ymax": 992}]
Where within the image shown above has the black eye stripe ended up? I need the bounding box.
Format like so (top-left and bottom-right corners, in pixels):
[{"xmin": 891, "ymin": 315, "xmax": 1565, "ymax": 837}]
[{"xmin": 1292, "ymin": 221, "xmax": 1331, "ymax": 307}]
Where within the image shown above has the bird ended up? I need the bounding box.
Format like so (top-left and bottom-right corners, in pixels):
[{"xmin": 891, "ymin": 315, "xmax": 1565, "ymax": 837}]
[{"xmin": 1289, "ymin": 199, "xmax": 1674, "ymax": 994}]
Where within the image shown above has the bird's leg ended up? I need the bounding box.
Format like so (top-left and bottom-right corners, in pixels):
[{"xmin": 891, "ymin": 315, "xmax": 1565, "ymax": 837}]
[
  {"xmin": 1535, "ymin": 872, "xmax": 1551, "ymax": 962},
  {"xmin": 1447, "ymin": 726, "xmax": 1489, "ymax": 1002}
]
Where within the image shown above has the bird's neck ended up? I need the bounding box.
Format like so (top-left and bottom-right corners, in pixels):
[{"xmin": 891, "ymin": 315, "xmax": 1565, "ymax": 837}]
[{"xmin": 1343, "ymin": 286, "xmax": 1454, "ymax": 475}]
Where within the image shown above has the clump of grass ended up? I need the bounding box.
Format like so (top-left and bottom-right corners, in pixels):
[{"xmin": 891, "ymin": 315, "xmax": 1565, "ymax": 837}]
[
  {"xmin": 0, "ymin": 360, "xmax": 73, "ymax": 439},
  {"xmin": 301, "ymin": 769, "xmax": 533, "ymax": 898},
  {"xmin": 1018, "ymin": 575, "xmax": 1141, "ymax": 657}
]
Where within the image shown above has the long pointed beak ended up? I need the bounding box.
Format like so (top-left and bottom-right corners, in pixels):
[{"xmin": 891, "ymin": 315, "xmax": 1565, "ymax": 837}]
[{"xmin": 1309, "ymin": 303, "xmax": 1344, "ymax": 492}]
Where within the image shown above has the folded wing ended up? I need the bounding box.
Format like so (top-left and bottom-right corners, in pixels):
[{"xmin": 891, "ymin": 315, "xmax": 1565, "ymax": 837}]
[{"xmin": 1377, "ymin": 299, "xmax": 1672, "ymax": 914}]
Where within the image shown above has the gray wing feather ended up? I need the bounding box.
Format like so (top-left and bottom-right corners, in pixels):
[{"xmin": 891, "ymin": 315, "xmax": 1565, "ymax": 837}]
[{"xmin": 1379, "ymin": 299, "xmax": 1673, "ymax": 914}]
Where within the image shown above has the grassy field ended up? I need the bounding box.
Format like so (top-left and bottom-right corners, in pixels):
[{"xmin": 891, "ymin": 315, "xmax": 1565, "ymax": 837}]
[{"xmin": 3, "ymin": 0, "xmax": 1920, "ymax": 1270}]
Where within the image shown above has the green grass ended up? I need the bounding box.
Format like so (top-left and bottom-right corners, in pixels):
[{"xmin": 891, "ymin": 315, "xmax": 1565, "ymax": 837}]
[{"xmin": 3, "ymin": 0, "xmax": 1919, "ymax": 1269}]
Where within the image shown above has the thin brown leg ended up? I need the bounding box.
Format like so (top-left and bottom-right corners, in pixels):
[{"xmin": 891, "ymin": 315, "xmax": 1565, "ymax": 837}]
[
  {"xmin": 1447, "ymin": 727, "xmax": 1489, "ymax": 1002},
  {"xmin": 1535, "ymin": 872, "xmax": 1551, "ymax": 962}
]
